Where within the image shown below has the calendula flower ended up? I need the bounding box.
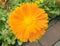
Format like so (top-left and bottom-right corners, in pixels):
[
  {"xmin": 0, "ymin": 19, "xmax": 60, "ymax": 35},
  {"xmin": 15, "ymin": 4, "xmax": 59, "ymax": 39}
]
[
  {"xmin": 35, "ymin": 0, "xmax": 44, "ymax": 4},
  {"xmin": 57, "ymin": 0, "xmax": 60, "ymax": 2},
  {"xmin": 39, "ymin": 0, "xmax": 44, "ymax": 3},
  {"xmin": 8, "ymin": 3, "xmax": 48, "ymax": 42}
]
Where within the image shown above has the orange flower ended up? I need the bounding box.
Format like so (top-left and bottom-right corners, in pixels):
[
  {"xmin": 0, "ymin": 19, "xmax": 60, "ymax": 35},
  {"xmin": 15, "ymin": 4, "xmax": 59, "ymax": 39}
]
[
  {"xmin": 8, "ymin": 3, "xmax": 48, "ymax": 42},
  {"xmin": 57, "ymin": 0, "xmax": 60, "ymax": 2}
]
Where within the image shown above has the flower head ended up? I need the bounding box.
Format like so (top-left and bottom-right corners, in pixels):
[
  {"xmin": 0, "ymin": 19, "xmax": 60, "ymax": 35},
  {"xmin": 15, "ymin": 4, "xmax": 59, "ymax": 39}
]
[
  {"xmin": 35, "ymin": 0, "xmax": 44, "ymax": 4},
  {"xmin": 8, "ymin": 3, "xmax": 48, "ymax": 42}
]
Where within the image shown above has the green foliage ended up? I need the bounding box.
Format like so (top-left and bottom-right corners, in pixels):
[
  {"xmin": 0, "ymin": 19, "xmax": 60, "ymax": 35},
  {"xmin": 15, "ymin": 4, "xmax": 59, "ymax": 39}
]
[
  {"xmin": 39, "ymin": 0, "xmax": 60, "ymax": 20},
  {"xmin": 0, "ymin": 0, "xmax": 23, "ymax": 46},
  {"xmin": 0, "ymin": 10, "xmax": 22, "ymax": 46}
]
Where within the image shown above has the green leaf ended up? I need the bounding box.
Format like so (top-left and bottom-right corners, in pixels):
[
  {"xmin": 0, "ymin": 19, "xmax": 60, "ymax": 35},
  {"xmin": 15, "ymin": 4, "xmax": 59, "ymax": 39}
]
[
  {"xmin": 1, "ymin": 41, "xmax": 8, "ymax": 46},
  {"xmin": 18, "ymin": 40, "xmax": 22, "ymax": 46}
]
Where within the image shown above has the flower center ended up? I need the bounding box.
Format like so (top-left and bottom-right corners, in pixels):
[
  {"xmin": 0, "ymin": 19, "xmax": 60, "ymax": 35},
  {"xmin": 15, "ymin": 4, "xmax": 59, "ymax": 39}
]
[{"xmin": 23, "ymin": 16, "xmax": 35, "ymax": 26}]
